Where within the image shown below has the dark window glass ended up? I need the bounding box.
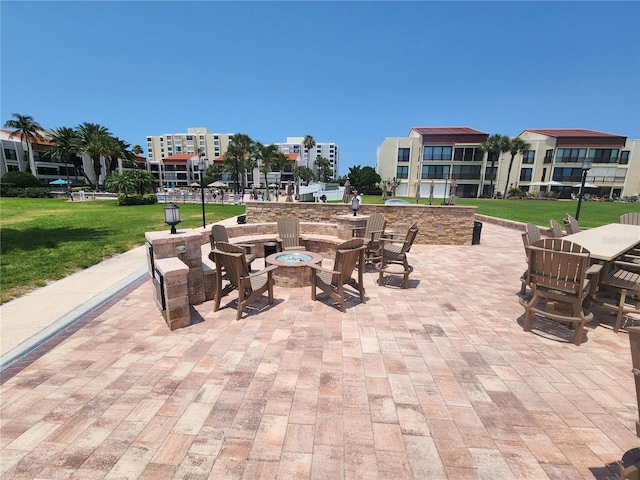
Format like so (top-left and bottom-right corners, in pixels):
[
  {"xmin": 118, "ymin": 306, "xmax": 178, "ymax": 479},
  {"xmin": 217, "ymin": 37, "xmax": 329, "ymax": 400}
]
[
  {"xmin": 421, "ymin": 165, "xmax": 449, "ymax": 179},
  {"xmin": 397, "ymin": 148, "xmax": 410, "ymax": 162},
  {"xmin": 620, "ymin": 151, "xmax": 629, "ymax": 165},
  {"xmin": 423, "ymin": 146, "xmax": 452, "ymax": 161},
  {"xmin": 396, "ymin": 165, "xmax": 408, "ymax": 179},
  {"xmin": 519, "ymin": 168, "xmax": 532, "ymax": 181},
  {"xmin": 522, "ymin": 150, "xmax": 535, "ymax": 164},
  {"xmin": 3, "ymin": 148, "xmax": 18, "ymax": 160}
]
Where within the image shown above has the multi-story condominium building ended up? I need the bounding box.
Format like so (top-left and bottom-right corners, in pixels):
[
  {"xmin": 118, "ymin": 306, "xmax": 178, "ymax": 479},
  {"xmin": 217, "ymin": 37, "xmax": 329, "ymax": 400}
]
[
  {"xmin": 145, "ymin": 129, "xmax": 340, "ymax": 189},
  {"xmin": 0, "ymin": 129, "xmax": 141, "ymax": 187},
  {"xmin": 376, "ymin": 127, "xmax": 640, "ymax": 200},
  {"xmin": 274, "ymin": 137, "xmax": 339, "ymax": 180}
]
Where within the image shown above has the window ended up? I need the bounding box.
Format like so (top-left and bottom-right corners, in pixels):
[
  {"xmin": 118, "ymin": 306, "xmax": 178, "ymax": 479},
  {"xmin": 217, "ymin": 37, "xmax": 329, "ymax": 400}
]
[
  {"xmin": 453, "ymin": 147, "xmax": 481, "ymax": 161},
  {"xmin": 620, "ymin": 151, "xmax": 629, "ymax": 165},
  {"xmin": 397, "ymin": 148, "xmax": 410, "ymax": 162},
  {"xmin": 544, "ymin": 149, "xmax": 553, "ymax": 163},
  {"xmin": 396, "ymin": 166, "xmax": 408, "ymax": 179},
  {"xmin": 519, "ymin": 168, "xmax": 532, "ymax": 181},
  {"xmin": 423, "ymin": 146, "xmax": 452, "ymax": 161},
  {"xmin": 522, "ymin": 150, "xmax": 535, "ymax": 164},
  {"xmin": 452, "ymin": 165, "xmax": 481, "ymax": 179},
  {"xmin": 552, "ymin": 167, "xmax": 583, "ymax": 182},
  {"xmin": 589, "ymin": 148, "xmax": 619, "ymax": 164},
  {"xmin": 484, "ymin": 166, "xmax": 497, "ymax": 181},
  {"xmin": 4, "ymin": 148, "xmax": 18, "ymax": 160},
  {"xmin": 556, "ymin": 148, "xmax": 587, "ymax": 163},
  {"xmin": 421, "ymin": 165, "xmax": 449, "ymax": 179}
]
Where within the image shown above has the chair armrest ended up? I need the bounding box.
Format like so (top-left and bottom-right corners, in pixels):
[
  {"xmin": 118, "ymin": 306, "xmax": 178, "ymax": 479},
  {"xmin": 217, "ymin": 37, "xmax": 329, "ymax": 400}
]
[
  {"xmin": 245, "ymin": 264, "xmax": 279, "ymax": 280},
  {"xmin": 614, "ymin": 260, "xmax": 640, "ymax": 271},
  {"xmin": 586, "ymin": 264, "xmax": 603, "ymax": 276},
  {"xmin": 308, "ymin": 264, "xmax": 340, "ymax": 276}
]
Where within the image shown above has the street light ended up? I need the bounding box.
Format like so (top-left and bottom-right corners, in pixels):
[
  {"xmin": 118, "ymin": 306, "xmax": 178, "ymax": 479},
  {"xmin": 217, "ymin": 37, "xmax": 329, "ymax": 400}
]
[
  {"xmin": 198, "ymin": 155, "xmax": 206, "ymax": 228},
  {"xmin": 574, "ymin": 158, "xmax": 592, "ymax": 221},
  {"xmin": 164, "ymin": 203, "xmax": 181, "ymax": 234}
]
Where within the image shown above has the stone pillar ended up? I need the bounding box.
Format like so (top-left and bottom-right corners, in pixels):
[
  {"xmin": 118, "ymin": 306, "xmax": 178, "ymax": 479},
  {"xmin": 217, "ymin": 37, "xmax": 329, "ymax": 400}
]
[{"xmin": 335, "ymin": 214, "xmax": 367, "ymax": 240}]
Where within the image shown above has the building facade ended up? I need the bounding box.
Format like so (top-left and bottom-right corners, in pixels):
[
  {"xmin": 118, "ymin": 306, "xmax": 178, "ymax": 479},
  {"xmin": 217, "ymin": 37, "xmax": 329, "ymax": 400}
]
[
  {"xmin": 376, "ymin": 127, "xmax": 640, "ymax": 200},
  {"xmin": 274, "ymin": 137, "xmax": 339, "ymax": 180},
  {"xmin": 0, "ymin": 129, "xmax": 140, "ymax": 187}
]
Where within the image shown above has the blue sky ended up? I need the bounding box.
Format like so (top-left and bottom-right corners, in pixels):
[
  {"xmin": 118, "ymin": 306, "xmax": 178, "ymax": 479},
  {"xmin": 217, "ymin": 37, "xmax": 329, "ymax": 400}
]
[{"xmin": 2, "ymin": 1, "xmax": 639, "ymax": 176}]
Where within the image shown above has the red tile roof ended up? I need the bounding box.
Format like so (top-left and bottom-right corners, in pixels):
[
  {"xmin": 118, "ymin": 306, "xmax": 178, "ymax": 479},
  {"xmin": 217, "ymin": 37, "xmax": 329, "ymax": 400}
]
[
  {"xmin": 411, "ymin": 127, "xmax": 488, "ymax": 135},
  {"xmin": 522, "ymin": 128, "xmax": 627, "ymax": 147},
  {"xmin": 163, "ymin": 153, "xmax": 196, "ymax": 161},
  {"xmin": 285, "ymin": 153, "xmax": 298, "ymax": 161}
]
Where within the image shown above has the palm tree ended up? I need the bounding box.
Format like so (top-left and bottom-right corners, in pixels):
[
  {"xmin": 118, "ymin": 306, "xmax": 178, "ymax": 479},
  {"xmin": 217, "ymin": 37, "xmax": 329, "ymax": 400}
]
[
  {"xmin": 480, "ymin": 134, "xmax": 510, "ymax": 198},
  {"xmin": 46, "ymin": 126, "xmax": 83, "ymax": 182},
  {"xmin": 75, "ymin": 123, "xmax": 112, "ymax": 190},
  {"xmin": 503, "ymin": 137, "xmax": 531, "ymax": 199},
  {"xmin": 223, "ymin": 133, "xmax": 254, "ymax": 194},
  {"xmin": 314, "ymin": 156, "xmax": 332, "ymax": 182},
  {"xmin": 255, "ymin": 143, "xmax": 280, "ymax": 187},
  {"xmin": 3, "ymin": 113, "xmax": 45, "ymax": 174},
  {"xmin": 106, "ymin": 137, "xmax": 137, "ymax": 174},
  {"xmin": 303, "ymin": 134, "xmax": 316, "ymax": 169},
  {"xmin": 131, "ymin": 145, "xmax": 143, "ymax": 155}
]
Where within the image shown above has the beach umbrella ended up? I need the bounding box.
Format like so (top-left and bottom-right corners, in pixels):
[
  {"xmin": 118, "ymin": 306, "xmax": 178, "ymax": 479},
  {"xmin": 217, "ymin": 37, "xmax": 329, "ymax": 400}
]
[
  {"xmin": 448, "ymin": 179, "xmax": 456, "ymax": 205},
  {"xmin": 415, "ymin": 181, "xmax": 421, "ymax": 203},
  {"xmin": 381, "ymin": 182, "xmax": 387, "ymax": 201},
  {"xmin": 49, "ymin": 178, "xmax": 69, "ymax": 185},
  {"xmin": 391, "ymin": 179, "xmax": 397, "ymax": 199},
  {"xmin": 208, "ymin": 181, "xmax": 227, "ymax": 187},
  {"xmin": 286, "ymin": 182, "xmax": 293, "ymax": 202},
  {"xmin": 342, "ymin": 180, "xmax": 351, "ymax": 203},
  {"xmin": 429, "ymin": 181, "xmax": 434, "ymax": 205},
  {"xmin": 572, "ymin": 183, "xmax": 598, "ymax": 189}
]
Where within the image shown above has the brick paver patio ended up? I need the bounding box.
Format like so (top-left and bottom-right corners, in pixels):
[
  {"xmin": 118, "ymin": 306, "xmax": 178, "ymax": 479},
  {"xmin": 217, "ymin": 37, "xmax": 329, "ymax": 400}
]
[{"xmin": 1, "ymin": 222, "xmax": 638, "ymax": 479}]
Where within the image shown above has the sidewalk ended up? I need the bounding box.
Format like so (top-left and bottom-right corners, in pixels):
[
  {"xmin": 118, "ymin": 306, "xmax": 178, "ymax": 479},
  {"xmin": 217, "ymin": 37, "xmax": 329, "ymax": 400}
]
[{"xmin": 0, "ymin": 246, "xmax": 148, "ymax": 369}]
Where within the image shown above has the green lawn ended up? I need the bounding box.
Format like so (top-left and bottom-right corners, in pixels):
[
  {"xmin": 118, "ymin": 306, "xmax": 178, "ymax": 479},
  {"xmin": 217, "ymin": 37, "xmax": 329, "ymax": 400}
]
[
  {"xmin": 0, "ymin": 196, "xmax": 638, "ymax": 304},
  {"xmin": 0, "ymin": 198, "xmax": 244, "ymax": 304}
]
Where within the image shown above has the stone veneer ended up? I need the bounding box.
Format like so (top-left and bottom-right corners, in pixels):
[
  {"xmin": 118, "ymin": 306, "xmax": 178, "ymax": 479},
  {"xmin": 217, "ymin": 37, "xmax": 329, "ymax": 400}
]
[{"xmin": 244, "ymin": 201, "xmax": 477, "ymax": 245}]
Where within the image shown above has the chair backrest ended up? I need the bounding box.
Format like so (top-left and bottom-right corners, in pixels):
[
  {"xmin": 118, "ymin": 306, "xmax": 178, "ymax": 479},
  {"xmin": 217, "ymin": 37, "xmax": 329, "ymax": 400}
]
[
  {"xmin": 564, "ymin": 214, "xmax": 580, "ymax": 235},
  {"xmin": 525, "ymin": 223, "xmax": 541, "ymax": 244},
  {"xmin": 213, "ymin": 242, "xmax": 249, "ymax": 287},
  {"xmin": 364, "ymin": 212, "xmax": 386, "ymax": 242},
  {"xmin": 210, "ymin": 224, "xmax": 230, "ymax": 249},
  {"xmin": 331, "ymin": 238, "xmax": 365, "ymax": 285},
  {"xmin": 277, "ymin": 217, "xmax": 301, "ymax": 249},
  {"xmin": 549, "ymin": 219, "xmax": 563, "ymax": 238},
  {"xmin": 527, "ymin": 238, "xmax": 591, "ymax": 296},
  {"xmin": 401, "ymin": 222, "xmax": 419, "ymax": 253},
  {"xmin": 620, "ymin": 212, "xmax": 640, "ymax": 225}
]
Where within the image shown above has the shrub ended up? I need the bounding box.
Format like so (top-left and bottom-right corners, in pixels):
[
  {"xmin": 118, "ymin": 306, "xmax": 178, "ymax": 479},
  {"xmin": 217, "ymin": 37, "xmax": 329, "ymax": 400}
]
[
  {"xmin": 0, "ymin": 171, "xmax": 41, "ymax": 188},
  {"xmin": 117, "ymin": 194, "xmax": 158, "ymax": 206}
]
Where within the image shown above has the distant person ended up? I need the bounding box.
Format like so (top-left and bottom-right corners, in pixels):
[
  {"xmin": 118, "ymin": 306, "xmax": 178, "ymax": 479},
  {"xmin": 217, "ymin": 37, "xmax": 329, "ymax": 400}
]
[
  {"xmin": 320, "ymin": 194, "xmax": 327, "ymax": 203},
  {"xmin": 352, "ymin": 190, "xmax": 362, "ymax": 205}
]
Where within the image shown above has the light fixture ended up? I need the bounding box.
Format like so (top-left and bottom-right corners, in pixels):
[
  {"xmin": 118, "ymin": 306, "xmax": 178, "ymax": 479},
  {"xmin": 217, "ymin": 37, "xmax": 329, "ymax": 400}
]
[
  {"xmin": 351, "ymin": 196, "xmax": 360, "ymax": 216},
  {"xmin": 164, "ymin": 202, "xmax": 180, "ymax": 234},
  {"xmin": 575, "ymin": 158, "xmax": 592, "ymax": 221},
  {"xmin": 198, "ymin": 155, "xmax": 206, "ymax": 228}
]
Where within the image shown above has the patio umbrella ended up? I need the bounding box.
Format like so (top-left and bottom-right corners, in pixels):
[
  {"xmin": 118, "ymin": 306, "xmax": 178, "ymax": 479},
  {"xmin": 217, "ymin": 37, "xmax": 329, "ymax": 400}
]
[
  {"xmin": 286, "ymin": 182, "xmax": 293, "ymax": 202},
  {"xmin": 543, "ymin": 180, "xmax": 565, "ymax": 187},
  {"xmin": 342, "ymin": 180, "xmax": 351, "ymax": 203},
  {"xmin": 448, "ymin": 180, "xmax": 456, "ymax": 205},
  {"xmin": 208, "ymin": 181, "xmax": 227, "ymax": 187},
  {"xmin": 190, "ymin": 182, "xmax": 201, "ymax": 187},
  {"xmin": 381, "ymin": 182, "xmax": 387, "ymax": 202},
  {"xmin": 572, "ymin": 183, "xmax": 598, "ymax": 189},
  {"xmin": 429, "ymin": 181, "xmax": 434, "ymax": 205},
  {"xmin": 391, "ymin": 179, "xmax": 397, "ymax": 199},
  {"xmin": 415, "ymin": 181, "xmax": 421, "ymax": 203},
  {"xmin": 49, "ymin": 178, "xmax": 69, "ymax": 185},
  {"xmin": 268, "ymin": 183, "xmax": 278, "ymax": 188}
]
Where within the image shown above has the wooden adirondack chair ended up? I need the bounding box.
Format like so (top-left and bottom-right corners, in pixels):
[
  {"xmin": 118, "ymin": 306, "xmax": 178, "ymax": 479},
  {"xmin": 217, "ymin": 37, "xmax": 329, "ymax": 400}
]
[
  {"xmin": 520, "ymin": 223, "xmax": 542, "ymax": 295},
  {"xmin": 352, "ymin": 212, "xmax": 386, "ymax": 263},
  {"xmin": 309, "ymin": 238, "xmax": 366, "ymax": 312},
  {"xmin": 277, "ymin": 217, "xmax": 305, "ymax": 251},
  {"xmin": 209, "ymin": 224, "xmax": 255, "ymax": 269},
  {"xmin": 549, "ymin": 219, "xmax": 564, "ymax": 238},
  {"xmin": 377, "ymin": 222, "xmax": 419, "ymax": 289},
  {"xmin": 620, "ymin": 212, "xmax": 640, "ymax": 225},
  {"xmin": 564, "ymin": 214, "xmax": 580, "ymax": 235},
  {"xmin": 598, "ymin": 259, "xmax": 640, "ymax": 332},
  {"xmin": 520, "ymin": 238, "xmax": 594, "ymax": 346},
  {"xmin": 213, "ymin": 242, "xmax": 277, "ymax": 320}
]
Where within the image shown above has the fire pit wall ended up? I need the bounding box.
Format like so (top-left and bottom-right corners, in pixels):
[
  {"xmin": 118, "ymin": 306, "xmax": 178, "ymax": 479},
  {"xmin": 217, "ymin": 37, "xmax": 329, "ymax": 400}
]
[{"xmin": 243, "ymin": 202, "xmax": 476, "ymax": 246}]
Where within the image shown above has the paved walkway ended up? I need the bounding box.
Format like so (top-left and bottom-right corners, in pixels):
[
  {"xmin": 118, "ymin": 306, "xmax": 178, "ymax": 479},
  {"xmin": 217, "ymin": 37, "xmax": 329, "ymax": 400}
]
[{"xmin": 1, "ymin": 222, "xmax": 639, "ymax": 479}]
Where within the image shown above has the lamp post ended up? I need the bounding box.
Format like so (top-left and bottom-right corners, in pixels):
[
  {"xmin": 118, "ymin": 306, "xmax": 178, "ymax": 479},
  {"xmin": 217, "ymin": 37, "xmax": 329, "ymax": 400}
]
[
  {"xmin": 164, "ymin": 203, "xmax": 181, "ymax": 234},
  {"xmin": 574, "ymin": 158, "xmax": 592, "ymax": 221},
  {"xmin": 198, "ymin": 155, "xmax": 206, "ymax": 228}
]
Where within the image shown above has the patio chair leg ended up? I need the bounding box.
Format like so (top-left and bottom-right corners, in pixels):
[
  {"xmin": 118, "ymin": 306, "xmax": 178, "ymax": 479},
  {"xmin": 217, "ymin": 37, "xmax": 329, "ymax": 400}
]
[{"xmin": 614, "ymin": 289, "xmax": 628, "ymax": 333}]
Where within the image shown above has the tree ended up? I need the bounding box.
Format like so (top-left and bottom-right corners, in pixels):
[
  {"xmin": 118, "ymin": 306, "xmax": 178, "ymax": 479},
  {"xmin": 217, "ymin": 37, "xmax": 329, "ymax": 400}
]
[
  {"xmin": 223, "ymin": 133, "xmax": 254, "ymax": 194},
  {"xmin": 273, "ymin": 152, "xmax": 292, "ymax": 185},
  {"xmin": 480, "ymin": 134, "xmax": 510, "ymax": 198},
  {"xmin": 295, "ymin": 166, "xmax": 315, "ymax": 185},
  {"xmin": 131, "ymin": 145, "xmax": 143, "ymax": 155},
  {"xmin": 3, "ymin": 113, "xmax": 45, "ymax": 174},
  {"xmin": 255, "ymin": 143, "xmax": 280, "ymax": 187},
  {"xmin": 0, "ymin": 171, "xmax": 41, "ymax": 188},
  {"xmin": 75, "ymin": 122, "xmax": 112, "ymax": 190},
  {"xmin": 314, "ymin": 156, "xmax": 333, "ymax": 182},
  {"xmin": 348, "ymin": 165, "xmax": 381, "ymax": 191},
  {"xmin": 303, "ymin": 134, "xmax": 316, "ymax": 168},
  {"xmin": 45, "ymin": 126, "xmax": 88, "ymax": 183},
  {"xmin": 503, "ymin": 137, "xmax": 531, "ymax": 199},
  {"xmin": 105, "ymin": 170, "xmax": 156, "ymax": 195},
  {"xmin": 206, "ymin": 164, "xmax": 225, "ymax": 182}
]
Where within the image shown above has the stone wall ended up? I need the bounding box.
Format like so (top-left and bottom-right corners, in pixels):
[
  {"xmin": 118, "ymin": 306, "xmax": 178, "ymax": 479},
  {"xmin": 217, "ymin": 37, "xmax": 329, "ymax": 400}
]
[{"xmin": 244, "ymin": 202, "xmax": 477, "ymax": 245}]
